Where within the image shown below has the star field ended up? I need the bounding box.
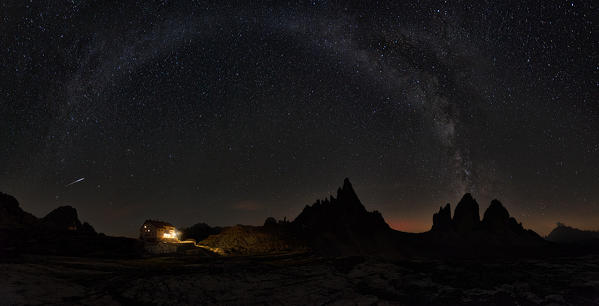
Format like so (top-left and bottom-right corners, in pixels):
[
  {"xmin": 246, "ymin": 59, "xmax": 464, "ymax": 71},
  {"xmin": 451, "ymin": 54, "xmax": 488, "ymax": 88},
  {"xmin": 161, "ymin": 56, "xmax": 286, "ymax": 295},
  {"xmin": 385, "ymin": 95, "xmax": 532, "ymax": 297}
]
[{"xmin": 1, "ymin": 1, "xmax": 597, "ymax": 236}]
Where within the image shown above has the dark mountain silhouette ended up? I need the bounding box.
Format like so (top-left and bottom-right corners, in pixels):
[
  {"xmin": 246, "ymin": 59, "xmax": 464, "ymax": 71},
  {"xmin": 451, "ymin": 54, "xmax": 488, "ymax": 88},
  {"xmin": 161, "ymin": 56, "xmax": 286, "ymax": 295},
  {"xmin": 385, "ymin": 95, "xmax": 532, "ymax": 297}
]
[
  {"xmin": 291, "ymin": 178, "xmax": 394, "ymax": 255},
  {"xmin": 37, "ymin": 205, "xmax": 98, "ymax": 235},
  {"xmin": 180, "ymin": 222, "xmax": 222, "ymax": 242},
  {"xmin": 0, "ymin": 191, "xmax": 141, "ymax": 258},
  {"xmin": 452, "ymin": 193, "xmax": 481, "ymax": 233},
  {"xmin": 546, "ymin": 223, "xmax": 599, "ymax": 244},
  {"xmin": 41, "ymin": 206, "xmax": 83, "ymax": 230},
  {"xmin": 482, "ymin": 199, "xmax": 510, "ymax": 231},
  {"xmin": 0, "ymin": 193, "xmax": 96, "ymax": 235},
  {"xmin": 5, "ymin": 180, "xmax": 592, "ymax": 259},
  {"xmin": 481, "ymin": 199, "xmax": 535, "ymax": 238},
  {"xmin": 195, "ymin": 179, "xmax": 551, "ymax": 257},
  {"xmin": 0, "ymin": 192, "xmax": 37, "ymax": 227},
  {"xmin": 293, "ymin": 178, "xmax": 388, "ymax": 232},
  {"xmin": 195, "ymin": 178, "xmax": 394, "ymax": 256},
  {"xmin": 431, "ymin": 203, "xmax": 452, "ymax": 231},
  {"xmin": 426, "ymin": 194, "xmax": 545, "ymax": 251}
]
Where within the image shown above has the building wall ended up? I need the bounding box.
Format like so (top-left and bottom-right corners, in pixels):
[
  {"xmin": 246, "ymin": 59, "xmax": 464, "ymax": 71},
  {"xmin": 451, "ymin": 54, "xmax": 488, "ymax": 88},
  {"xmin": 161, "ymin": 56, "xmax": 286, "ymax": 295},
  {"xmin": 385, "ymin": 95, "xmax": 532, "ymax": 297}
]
[
  {"xmin": 140, "ymin": 223, "xmax": 177, "ymax": 242},
  {"xmin": 140, "ymin": 223, "xmax": 159, "ymax": 241}
]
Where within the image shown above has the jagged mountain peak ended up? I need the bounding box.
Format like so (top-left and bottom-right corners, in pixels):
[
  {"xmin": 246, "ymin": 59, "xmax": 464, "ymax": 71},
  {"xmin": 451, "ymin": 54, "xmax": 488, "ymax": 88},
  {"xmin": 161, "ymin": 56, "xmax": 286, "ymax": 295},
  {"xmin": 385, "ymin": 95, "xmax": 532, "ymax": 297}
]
[
  {"xmin": 291, "ymin": 178, "xmax": 390, "ymax": 255},
  {"xmin": 428, "ymin": 194, "xmax": 544, "ymax": 245},
  {"xmin": 331, "ymin": 177, "xmax": 361, "ymax": 205},
  {"xmin": 453, "ymin": 193, "xmax": 481, "ymax": 233},
  {"xmin": 482, "ymin": 199, "xmax": 510, "ymax": 224},
  {"xmin": 293, "ymin": 178, "xmax": 388, "ymax": 231},
  {"xmin": 432, "ymin": 203, "xmax": 451, "ymax": 231},
  {"xmin": 342, "ymin": 177, "xmax": 353, "ymax": 192}
]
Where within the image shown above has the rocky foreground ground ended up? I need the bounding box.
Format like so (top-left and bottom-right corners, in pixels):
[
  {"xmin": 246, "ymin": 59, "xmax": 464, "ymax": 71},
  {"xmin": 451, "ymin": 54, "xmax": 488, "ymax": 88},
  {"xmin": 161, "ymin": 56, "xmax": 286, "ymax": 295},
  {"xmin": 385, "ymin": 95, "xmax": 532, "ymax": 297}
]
[{"xmin": 2, "ymin": 253, "xmax": 599, "ymax": 305}]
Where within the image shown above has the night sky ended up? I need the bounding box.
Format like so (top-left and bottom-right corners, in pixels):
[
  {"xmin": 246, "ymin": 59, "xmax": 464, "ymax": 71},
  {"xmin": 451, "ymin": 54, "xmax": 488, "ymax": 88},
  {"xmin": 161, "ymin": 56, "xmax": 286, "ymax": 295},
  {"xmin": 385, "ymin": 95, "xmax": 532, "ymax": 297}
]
[{"xmin": 1, "ymin": 1, "xmax": 597, "ymax": 237}]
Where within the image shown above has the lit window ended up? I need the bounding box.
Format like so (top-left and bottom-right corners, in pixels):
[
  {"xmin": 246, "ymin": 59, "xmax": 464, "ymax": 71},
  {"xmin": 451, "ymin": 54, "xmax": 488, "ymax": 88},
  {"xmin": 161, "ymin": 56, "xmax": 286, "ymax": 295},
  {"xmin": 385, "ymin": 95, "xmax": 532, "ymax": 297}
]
[{"xmin": 163, "ymin": 231, "xmax": 177, "ymax": 239}]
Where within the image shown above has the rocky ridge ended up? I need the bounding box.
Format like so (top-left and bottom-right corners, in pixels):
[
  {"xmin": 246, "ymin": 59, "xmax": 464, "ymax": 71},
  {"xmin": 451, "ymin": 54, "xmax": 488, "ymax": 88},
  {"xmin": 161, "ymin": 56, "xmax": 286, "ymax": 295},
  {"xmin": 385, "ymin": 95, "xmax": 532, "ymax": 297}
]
[
  {"xmin": 0, "ymin": 192, "xmax": 141, "ymax": 258},
  {"xmin": 291, "ymin": 178, "xmax": 393, "ymax": 255},
  {"xmin": 430, "ymin": 193, "xmax": 545, "ymax": 247},
  {"xmin": 546, "ymin": 223, "xmax": 599, "ymax": 244}
]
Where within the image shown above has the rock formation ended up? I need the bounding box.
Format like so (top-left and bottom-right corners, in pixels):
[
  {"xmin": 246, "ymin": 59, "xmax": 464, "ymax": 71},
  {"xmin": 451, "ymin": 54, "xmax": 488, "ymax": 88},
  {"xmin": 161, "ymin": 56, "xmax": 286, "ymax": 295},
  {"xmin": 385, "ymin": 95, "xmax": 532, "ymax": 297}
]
[
  {"xmin": 0, "ymin": 191, "xmax": 140, "ymax": 258},
  {"xmin": 480, "ymin": 199, "xmax": 530, "ymax": 236},
  {"xmin": 427, "ymin": 194, "xmax": 545, "ymax": 248},
  {"xmin": 292, "ymin": 178, "xmax": 392, "ymax": 255},
  {"xmin": 452, "ymin": 193, "xmax": 480, "ymax": 233},
  {"xmin": 198, "ymin": 178, "xmax": 392, "ymax": 256},
  {"xmin": 41, "ymin": 206, "xmax": 83, "ymax": 231},
  {"xmin": 0, "ymin": 184, "xmax": 552, "ymax": 259},
  {"xmin": 0, "ymin": 192, "xmax": 38, "ymax": 227},
  {"xmin": 293, "ymin": 178, "xmax": 388, "ymax": 233},
  {"xmin": 481, "ymin": 199, "xmax": 511, "ymax": 233},
  {"xmin": 546, "ymin": 223, "xmax": 599, "ymax": 243},
  {"xmin": 431, "ymin": 203, "xmax": 451, "ymax": 231}
]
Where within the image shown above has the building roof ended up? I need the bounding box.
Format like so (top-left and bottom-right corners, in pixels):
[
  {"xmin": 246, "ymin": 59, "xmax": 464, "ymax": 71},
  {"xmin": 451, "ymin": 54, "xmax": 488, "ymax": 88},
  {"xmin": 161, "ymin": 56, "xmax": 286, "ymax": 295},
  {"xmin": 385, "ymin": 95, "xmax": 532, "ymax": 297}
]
[{"xmin": 143, "ymin": 219, "xmax": 175, "ymax": 228}]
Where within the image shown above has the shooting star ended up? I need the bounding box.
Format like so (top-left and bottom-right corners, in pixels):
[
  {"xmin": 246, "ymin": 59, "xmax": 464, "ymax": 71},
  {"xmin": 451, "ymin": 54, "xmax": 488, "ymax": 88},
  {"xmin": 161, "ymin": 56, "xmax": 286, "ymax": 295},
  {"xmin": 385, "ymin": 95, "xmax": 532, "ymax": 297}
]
[{"xmin": 65, "ymin": 177, "xmax": 85, "ymax": 187}]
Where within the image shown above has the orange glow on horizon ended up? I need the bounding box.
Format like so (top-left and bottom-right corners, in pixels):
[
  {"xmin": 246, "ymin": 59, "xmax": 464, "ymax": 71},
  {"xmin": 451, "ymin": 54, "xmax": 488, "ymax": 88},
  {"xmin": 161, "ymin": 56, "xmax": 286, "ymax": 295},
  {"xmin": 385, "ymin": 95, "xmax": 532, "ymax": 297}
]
[{"xmin": 387, "ymin": 219, "xmax": 430, "ymax": 233}]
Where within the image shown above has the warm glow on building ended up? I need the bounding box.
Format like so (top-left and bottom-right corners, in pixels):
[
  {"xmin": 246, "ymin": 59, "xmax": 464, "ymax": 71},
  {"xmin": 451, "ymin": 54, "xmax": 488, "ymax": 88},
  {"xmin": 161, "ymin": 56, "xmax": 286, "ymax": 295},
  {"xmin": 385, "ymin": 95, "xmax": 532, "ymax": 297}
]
[
  {"xmin": 162, "ymin": 231, "xmax": 177, "ymax": 239},
  {"xmin": 140, "ymin": 220, "xmax": 180, "ymax": 242}
]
